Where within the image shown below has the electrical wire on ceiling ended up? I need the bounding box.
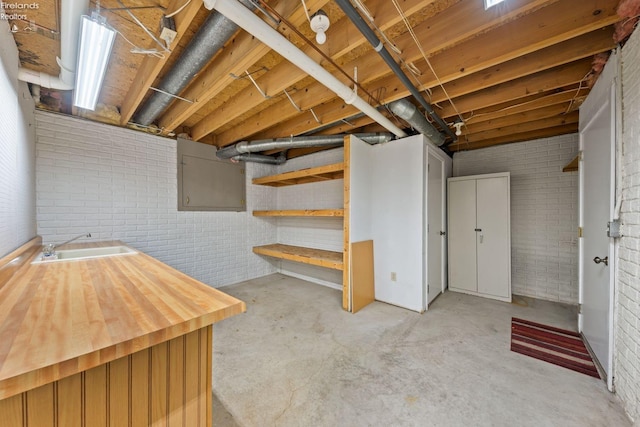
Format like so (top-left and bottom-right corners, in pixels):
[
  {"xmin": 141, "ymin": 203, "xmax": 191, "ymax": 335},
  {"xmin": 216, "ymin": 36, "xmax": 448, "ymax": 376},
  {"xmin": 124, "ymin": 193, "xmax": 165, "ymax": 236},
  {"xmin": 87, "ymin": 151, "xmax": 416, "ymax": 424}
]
[
  {"xmin": 165, "ymin": 0, "xmax": 191, "ymax": 18},
  {"xmin": 116, "ymin": 29, "xmax": 165, "ymax": 57},
  {"xmin": 390, "ymin": 0, "xmax": 468, "ymax": 136},
  {"xmin": 116, "ymin": 0, "xmax": 170, "ymax": 52},
  {"xmin": 256, "ymin": 0, "xmax": 381, "ymax": 105},
  {"xmin": 565, "ymin": 71, "xmax": 592, "ymax": 114}
]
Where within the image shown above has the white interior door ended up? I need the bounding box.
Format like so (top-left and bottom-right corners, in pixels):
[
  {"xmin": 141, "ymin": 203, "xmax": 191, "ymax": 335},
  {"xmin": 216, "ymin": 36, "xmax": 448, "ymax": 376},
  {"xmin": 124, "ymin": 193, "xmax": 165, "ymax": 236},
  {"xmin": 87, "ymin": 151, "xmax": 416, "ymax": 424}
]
[
  {"xmin": 476, "ymin": 176, "xmax": 510, "ymax": 299},
  {"xmin": 580, "ymin": 96, "xmax": 615, "ymax": 383},
  {"xmin": 448, "ymin": 179, "xmax": 477, "ymax": 292},
  {"xmin": 427, "ymin": 153, "xmax": 444, "ymax": 304}
]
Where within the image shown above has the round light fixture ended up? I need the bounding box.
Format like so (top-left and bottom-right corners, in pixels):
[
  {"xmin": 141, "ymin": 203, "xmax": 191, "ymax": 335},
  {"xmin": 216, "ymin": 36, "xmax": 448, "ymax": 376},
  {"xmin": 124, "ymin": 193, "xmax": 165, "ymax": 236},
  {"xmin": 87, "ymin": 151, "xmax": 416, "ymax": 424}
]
[
  {"xmin": 310, "ymin": 10, "xmax": 330, "ymax": 45},
  {"xmin": 453, "ymin": 121, "xmax": 464, "ymax": 136}
]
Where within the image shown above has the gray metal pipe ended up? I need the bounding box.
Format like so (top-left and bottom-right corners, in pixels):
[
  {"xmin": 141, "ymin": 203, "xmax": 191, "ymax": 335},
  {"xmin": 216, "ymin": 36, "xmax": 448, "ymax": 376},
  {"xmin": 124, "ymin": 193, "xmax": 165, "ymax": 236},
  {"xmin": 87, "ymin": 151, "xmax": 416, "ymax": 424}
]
[
  {"xmin": 132, "ymin": 0, "xmax": 255, "ymax": 126},
  {"xmin": 388, "ymin": 99, "xmax": 445, "ymax": 146},
  {"xmin": 216, "ymin": 132, "xmax": 394, "ymax": 159},
  {"xmin": 231, "ymin": 153, "xmax": 287, "ymax": 165},
  {"xmin": 334, "ymin": 0, "xmax": 456, "ymax": 143}
]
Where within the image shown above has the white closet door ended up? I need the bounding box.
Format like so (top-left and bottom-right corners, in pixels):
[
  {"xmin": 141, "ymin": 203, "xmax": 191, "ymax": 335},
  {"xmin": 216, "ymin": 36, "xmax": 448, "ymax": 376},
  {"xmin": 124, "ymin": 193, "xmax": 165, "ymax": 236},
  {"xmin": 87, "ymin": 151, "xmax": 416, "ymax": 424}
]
[
  {"xmin": 448, "ymin": 179, "xmax": 477, "ymax": 292},
  {"xmin": 476, "ymin": 176, "xmax": 510, "ymax": 298}
]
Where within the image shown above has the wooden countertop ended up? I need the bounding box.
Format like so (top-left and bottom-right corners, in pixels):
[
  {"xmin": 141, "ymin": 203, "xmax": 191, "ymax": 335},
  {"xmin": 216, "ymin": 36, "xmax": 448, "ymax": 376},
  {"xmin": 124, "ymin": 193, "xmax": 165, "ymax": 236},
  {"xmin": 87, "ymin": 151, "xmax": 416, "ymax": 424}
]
[{"xmin": 0, "ymin": 239, "xmax": 245, "ymax": 399}]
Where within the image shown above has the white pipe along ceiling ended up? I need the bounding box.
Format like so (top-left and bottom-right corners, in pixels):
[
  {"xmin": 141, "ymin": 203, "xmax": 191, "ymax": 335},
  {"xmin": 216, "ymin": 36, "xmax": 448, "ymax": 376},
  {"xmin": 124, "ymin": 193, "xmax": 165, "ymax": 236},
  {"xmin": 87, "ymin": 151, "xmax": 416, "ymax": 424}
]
[
  {"xmin": 17, "ymin": 0, "xmax": 88, "ymax": 90},
  {"xmin": 203, "ymin": 0, "xmax": 408, "ymax": 139}
]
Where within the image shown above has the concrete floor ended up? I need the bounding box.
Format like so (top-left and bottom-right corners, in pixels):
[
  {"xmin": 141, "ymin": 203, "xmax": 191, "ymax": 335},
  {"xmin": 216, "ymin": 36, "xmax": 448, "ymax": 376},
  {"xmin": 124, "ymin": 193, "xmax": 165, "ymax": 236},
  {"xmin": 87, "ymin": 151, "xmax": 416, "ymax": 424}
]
[{"xmin": 212, "ymin": 274, "xmax": 629, "ymax": 427}]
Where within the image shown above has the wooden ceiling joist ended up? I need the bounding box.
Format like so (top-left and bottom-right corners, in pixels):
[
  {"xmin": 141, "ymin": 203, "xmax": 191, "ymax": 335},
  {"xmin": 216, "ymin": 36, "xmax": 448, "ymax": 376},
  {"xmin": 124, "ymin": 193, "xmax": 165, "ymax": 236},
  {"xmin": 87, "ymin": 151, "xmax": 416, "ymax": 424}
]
[
  {"xmin": 119, "ymin": 0, "xmax": 203, "ymax": 126},
  {"xmin": 158, "ymin": 0, "xmax": 330, "ymax": 133},
  {"xmin": 210, "ymin": 0, "xmax": 618, "ymax": 147},
  {"xmin": 189, "ymin": 0, "xmax": 442, "ymax": 141},
  {"xmin": 192, "ymin": 0, "xmax": 559, "ymax": 143},
  {"xmin": 450, "ymin": 124, "xmax": 580, "ymax": 152}
]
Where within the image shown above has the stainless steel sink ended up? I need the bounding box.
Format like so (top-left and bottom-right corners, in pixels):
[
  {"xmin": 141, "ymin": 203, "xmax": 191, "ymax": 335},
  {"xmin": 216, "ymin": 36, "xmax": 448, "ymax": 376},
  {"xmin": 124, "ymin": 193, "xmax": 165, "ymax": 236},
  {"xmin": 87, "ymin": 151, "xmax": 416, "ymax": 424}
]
[{"xmin": 32, "ymin": 246, "xmax": 137, "ymax": 263}]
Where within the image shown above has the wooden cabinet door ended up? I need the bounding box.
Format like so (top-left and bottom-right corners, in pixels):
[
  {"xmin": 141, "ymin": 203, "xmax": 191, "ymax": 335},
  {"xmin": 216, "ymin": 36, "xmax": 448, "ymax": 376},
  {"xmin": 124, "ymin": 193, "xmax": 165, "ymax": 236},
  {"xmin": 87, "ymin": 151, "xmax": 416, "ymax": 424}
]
[{"xmin": 448, "ymin": 179, "xmax": 477, "ymax": 292}]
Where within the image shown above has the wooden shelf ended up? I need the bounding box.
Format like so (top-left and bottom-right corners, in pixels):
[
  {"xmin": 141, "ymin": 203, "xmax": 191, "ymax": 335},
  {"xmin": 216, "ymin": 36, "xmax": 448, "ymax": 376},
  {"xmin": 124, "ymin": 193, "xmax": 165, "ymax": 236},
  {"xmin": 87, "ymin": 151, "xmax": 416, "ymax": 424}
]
[
  {"xmin": 563, "ymin": 155, "xmax": 579, "ymax": 172},
  {"xmin": 253, "ymin": 244, "xmax": 343, "ymax": 270},
  {"xmin": 253, "ymin": 209, "xmax": 344, "ymax": 217},
  {"xmin": 252, "ymin": 163, "xmax": 344, "ymax": 187}
]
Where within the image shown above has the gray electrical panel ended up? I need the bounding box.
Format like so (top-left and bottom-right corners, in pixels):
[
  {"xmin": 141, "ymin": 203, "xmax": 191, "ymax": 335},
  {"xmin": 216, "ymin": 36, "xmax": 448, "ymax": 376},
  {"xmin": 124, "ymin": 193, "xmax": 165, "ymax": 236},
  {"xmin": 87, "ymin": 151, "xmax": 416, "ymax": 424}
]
[{"xmin": 177, "ymin": 138, "xmax": 246, "ymax": 212}]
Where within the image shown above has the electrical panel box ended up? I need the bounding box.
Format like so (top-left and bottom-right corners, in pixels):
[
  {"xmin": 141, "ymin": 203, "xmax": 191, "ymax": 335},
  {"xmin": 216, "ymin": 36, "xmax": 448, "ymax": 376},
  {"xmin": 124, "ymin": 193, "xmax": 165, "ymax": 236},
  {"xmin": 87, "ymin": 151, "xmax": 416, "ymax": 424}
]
[
  {"xmin": 608, "ymin": 219, "xmax": 622, "ymax": 238},
  {"xmin": 177, "ymin": 138, "xmax": 246, "ymax": 212}
]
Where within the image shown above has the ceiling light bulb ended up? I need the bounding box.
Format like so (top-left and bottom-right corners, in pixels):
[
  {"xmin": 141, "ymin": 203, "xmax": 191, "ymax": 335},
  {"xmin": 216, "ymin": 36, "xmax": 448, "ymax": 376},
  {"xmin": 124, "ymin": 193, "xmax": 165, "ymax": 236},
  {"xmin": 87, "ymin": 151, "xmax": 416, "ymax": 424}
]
[
  {"xmin": 453, "ymin": 122, "xmax": 464, "ymax": 136},
  {"xmin": 310, "ymin": 10, "xmax": 330, "ymax": 45}
]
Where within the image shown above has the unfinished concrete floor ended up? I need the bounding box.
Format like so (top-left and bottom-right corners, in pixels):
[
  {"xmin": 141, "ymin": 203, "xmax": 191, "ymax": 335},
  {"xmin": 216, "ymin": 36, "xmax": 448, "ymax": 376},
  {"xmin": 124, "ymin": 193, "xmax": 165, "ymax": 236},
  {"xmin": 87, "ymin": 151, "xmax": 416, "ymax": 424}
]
[{"xmin": 212, "ymin": 274, "xmax": 629, "ymax": 427}]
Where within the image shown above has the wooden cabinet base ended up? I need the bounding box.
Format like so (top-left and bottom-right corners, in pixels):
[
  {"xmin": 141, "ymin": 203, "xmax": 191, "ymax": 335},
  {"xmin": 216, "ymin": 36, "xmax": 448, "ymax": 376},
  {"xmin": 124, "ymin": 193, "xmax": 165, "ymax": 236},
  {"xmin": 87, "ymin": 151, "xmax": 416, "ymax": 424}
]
[{"xmin": 0, "ymin": 326, "xmax": 213, "ymax": 427}]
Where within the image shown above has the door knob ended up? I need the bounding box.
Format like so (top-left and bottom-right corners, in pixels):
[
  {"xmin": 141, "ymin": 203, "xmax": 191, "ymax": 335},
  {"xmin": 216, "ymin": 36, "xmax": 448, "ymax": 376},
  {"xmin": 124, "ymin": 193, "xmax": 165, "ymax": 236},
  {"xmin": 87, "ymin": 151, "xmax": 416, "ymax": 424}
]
[{"xmin": 593, "ymin": 256, "xmax": 608, "ymax": 266}]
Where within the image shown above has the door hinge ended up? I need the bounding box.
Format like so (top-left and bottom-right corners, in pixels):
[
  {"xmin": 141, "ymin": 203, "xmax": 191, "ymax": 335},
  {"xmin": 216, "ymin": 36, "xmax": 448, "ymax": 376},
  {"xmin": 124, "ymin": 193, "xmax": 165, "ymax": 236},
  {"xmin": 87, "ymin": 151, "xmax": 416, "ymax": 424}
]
[
  {"xmin": 578, "ymin": 150, "xmax": 584, "ymax": 161},
  {"xmin": 578, "ymin": 226, "xmax": 583, "ymax": 238},
  {"xmin": 578, "ymin": 303, "xmax": 582, "ymax": 314}
]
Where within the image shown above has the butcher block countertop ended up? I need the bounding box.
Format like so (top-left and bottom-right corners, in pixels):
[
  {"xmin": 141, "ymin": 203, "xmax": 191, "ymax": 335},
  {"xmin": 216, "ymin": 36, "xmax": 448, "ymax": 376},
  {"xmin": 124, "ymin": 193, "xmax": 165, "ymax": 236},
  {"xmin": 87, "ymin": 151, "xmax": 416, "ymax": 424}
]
[{"xmin": 0, "ymin": 239, "xmax": 245, "ymax": 400}]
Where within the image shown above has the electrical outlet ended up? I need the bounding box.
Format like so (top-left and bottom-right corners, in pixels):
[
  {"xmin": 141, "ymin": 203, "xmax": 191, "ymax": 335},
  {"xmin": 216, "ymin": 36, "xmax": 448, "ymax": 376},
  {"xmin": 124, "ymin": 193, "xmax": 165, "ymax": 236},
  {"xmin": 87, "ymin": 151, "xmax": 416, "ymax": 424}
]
[{"xmin": 390, "ymin": 272, "xmax": 397, "ymax": 282}]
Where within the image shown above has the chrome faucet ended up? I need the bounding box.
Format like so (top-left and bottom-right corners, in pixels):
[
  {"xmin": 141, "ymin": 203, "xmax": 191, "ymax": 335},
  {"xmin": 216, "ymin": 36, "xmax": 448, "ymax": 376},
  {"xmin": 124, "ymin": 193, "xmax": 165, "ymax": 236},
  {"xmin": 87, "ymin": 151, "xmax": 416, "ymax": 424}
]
[{"xmin": 42, "ymin": 233, "xmax": 92, "ymax": 257}]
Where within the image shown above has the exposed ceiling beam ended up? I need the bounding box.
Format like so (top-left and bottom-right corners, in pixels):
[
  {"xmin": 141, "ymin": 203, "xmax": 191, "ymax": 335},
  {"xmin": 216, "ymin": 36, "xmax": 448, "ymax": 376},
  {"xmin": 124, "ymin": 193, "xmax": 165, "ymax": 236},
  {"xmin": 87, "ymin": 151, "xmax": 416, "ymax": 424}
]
[
  {"xmin": 189, "ymin": 0, "xmax": 442, "ymax": 141},
  {"xmin": 241, "ymin": 53, "xmax": 594, "ymax": 143},
  {"xmin": 193, "ymin": 0, "xmax": 556, "ymax": 142},
  {"xmin": 119, "ymin": 0, "xmax": 204, "ymax": 125},
  {"xmin": 456, "ymin": 111, "xmax": 579, "ymax": 144},
  {"xmin": 157, "ymin": 0, "xmax": 333, "ymax": 133},
  {"xmin": 458, "ymin": 88, "xmax": 588, "ymax": 125},
  {"xmin": 435, "ymin": 58, "xmax": 594, "ymax": 118},
  {"xmin": 450, "ymin": 123, "xmax": 579, "ymax": 151},
  {"xmin": 211, "ymin": 0, "xmax": 616, "ymax": 146},
  {"xmin": 461, "ymin": 102, "xmax": 576, "ymax": 135}
]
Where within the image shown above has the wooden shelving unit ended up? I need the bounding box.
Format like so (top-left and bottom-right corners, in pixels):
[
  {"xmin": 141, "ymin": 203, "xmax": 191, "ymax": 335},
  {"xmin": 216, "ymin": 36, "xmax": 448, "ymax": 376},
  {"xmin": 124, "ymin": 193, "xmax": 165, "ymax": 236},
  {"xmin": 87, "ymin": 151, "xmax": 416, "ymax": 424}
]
[
  {"xmin": 252, "ymin": 158, "xmax": 349, "ymax": 307},
  {"xmin": 251, "ymin": 138, "xmax": 364, "ymax": 312},
  {"xmin": 253, "ymin": 209, "xmax": 344, "ymax": 217},
  {"xmin": 253, "ymin": 244, "xmax": 343, "ymax": 270},
  {"xmin": 251, "ymin": 163, "xmax": 344, "ymax": 187}
]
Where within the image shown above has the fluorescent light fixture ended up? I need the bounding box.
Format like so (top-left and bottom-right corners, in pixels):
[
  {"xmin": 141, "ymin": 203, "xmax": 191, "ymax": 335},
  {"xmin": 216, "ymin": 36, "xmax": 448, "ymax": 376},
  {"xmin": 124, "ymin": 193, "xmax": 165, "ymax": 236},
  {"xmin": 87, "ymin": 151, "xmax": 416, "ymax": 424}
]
[
  {"xmin": 73, "ymin": 13, "xmax": 116, "ymax": 110},
  {"xmin": 484, "ymin": 0, "xmax": 506, "ymax": 9}
]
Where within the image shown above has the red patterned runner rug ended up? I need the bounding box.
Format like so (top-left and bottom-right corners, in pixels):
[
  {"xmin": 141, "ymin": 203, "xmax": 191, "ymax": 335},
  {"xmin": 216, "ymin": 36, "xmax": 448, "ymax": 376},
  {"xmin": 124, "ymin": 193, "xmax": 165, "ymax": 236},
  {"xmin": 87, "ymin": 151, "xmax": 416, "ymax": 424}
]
[{"xmin": 511, "ymin": 317, "xmax": 600, "ymax": 378}]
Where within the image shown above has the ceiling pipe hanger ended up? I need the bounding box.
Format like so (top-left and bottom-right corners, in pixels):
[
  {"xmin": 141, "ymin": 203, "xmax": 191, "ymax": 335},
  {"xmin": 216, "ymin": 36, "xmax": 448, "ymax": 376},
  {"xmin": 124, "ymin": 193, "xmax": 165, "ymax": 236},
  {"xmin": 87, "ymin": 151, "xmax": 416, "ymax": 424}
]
[
  {"xmin": 334, "ymin": 0, "xmax": 457, "ymax": 143},
  {"xmin": 203, "ymin": 0, "xmax": 407, "ymax": 139}
]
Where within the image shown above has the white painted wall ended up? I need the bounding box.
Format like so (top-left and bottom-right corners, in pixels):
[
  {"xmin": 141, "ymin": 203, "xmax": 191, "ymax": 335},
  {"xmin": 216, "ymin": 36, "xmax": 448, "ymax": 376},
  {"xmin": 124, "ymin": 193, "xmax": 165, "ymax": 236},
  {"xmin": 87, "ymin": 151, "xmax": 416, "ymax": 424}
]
[
  {"xmin": 348, "ymin": 135, "xmax": 444, "ymax": 312},
  {"xmin": 453, "ymin": 135, "xmax": 579, "ymax": 304},
  {"xmin": 615, "ymin": 26, "xmax": 640, "ymax": 424},
  {"xmin": 34, "ymin": 111, "xmax": 277, "ymax": 287},
  {"xmin": 369, "ymin": 135, "xmax": 425, "ymax": 312},
  {"xmin": 0, "ymin": 18, "xmax": 36, "ymax": 257}
]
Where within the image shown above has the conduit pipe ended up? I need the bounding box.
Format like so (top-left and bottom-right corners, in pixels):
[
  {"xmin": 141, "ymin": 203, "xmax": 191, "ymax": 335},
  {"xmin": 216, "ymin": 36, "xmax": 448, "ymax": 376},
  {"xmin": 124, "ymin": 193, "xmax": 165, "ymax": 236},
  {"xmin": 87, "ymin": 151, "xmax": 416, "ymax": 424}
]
[
  {"xmin": 216, "ymin": 132, "xmax": 394, "ymax": 159},
  {"xmin": 132, "ymin": 0, "xmax": 256, "ymax": 126},
  {"xmin": 334, "ymin": 0, "xmax": 457, "ymax": 142},
  {"xmin": 231, "ymin": 153, "xmax": 287, "ymax": 165},
  {"xmin": 388, "ymin": 99, "xmax": 445, "ymax": 146},
  {"xmin": 18, "ymin": 0, "xmax": 88, "ymax": 90},
  {"xmin": 203, "ymin": 0, "xmax": 407, "ymax": 139}
]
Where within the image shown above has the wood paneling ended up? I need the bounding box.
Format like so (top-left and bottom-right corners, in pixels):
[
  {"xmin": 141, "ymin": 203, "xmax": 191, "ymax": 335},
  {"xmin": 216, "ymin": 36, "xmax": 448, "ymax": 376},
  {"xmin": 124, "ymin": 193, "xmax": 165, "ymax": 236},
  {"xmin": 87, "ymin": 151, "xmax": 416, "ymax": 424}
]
[
  {"xmin": 0, "ymin": 328, "xmax": 212, "ymax": 427},
  {"xmin": 0, "ymin": 241, "xmax": 244, "ymax": 400}
]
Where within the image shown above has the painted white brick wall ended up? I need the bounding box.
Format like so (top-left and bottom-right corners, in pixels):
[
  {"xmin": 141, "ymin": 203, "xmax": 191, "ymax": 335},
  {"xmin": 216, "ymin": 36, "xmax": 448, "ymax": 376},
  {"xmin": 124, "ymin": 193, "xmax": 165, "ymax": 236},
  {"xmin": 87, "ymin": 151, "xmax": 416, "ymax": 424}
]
[
  {"xmin": 453, "ymin": 135, "xmax": 579, "ymax": 304},
  {"xmin": 616, "ymin": 27, "xmax": 640, "ymax": 424},
  {"xmin": 0, "ymin": 18, "xmax": 36, "ymax": 257},
  {"xmin": 34, "ymin": 111, "xmax": 277, "ymax": 287}
]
